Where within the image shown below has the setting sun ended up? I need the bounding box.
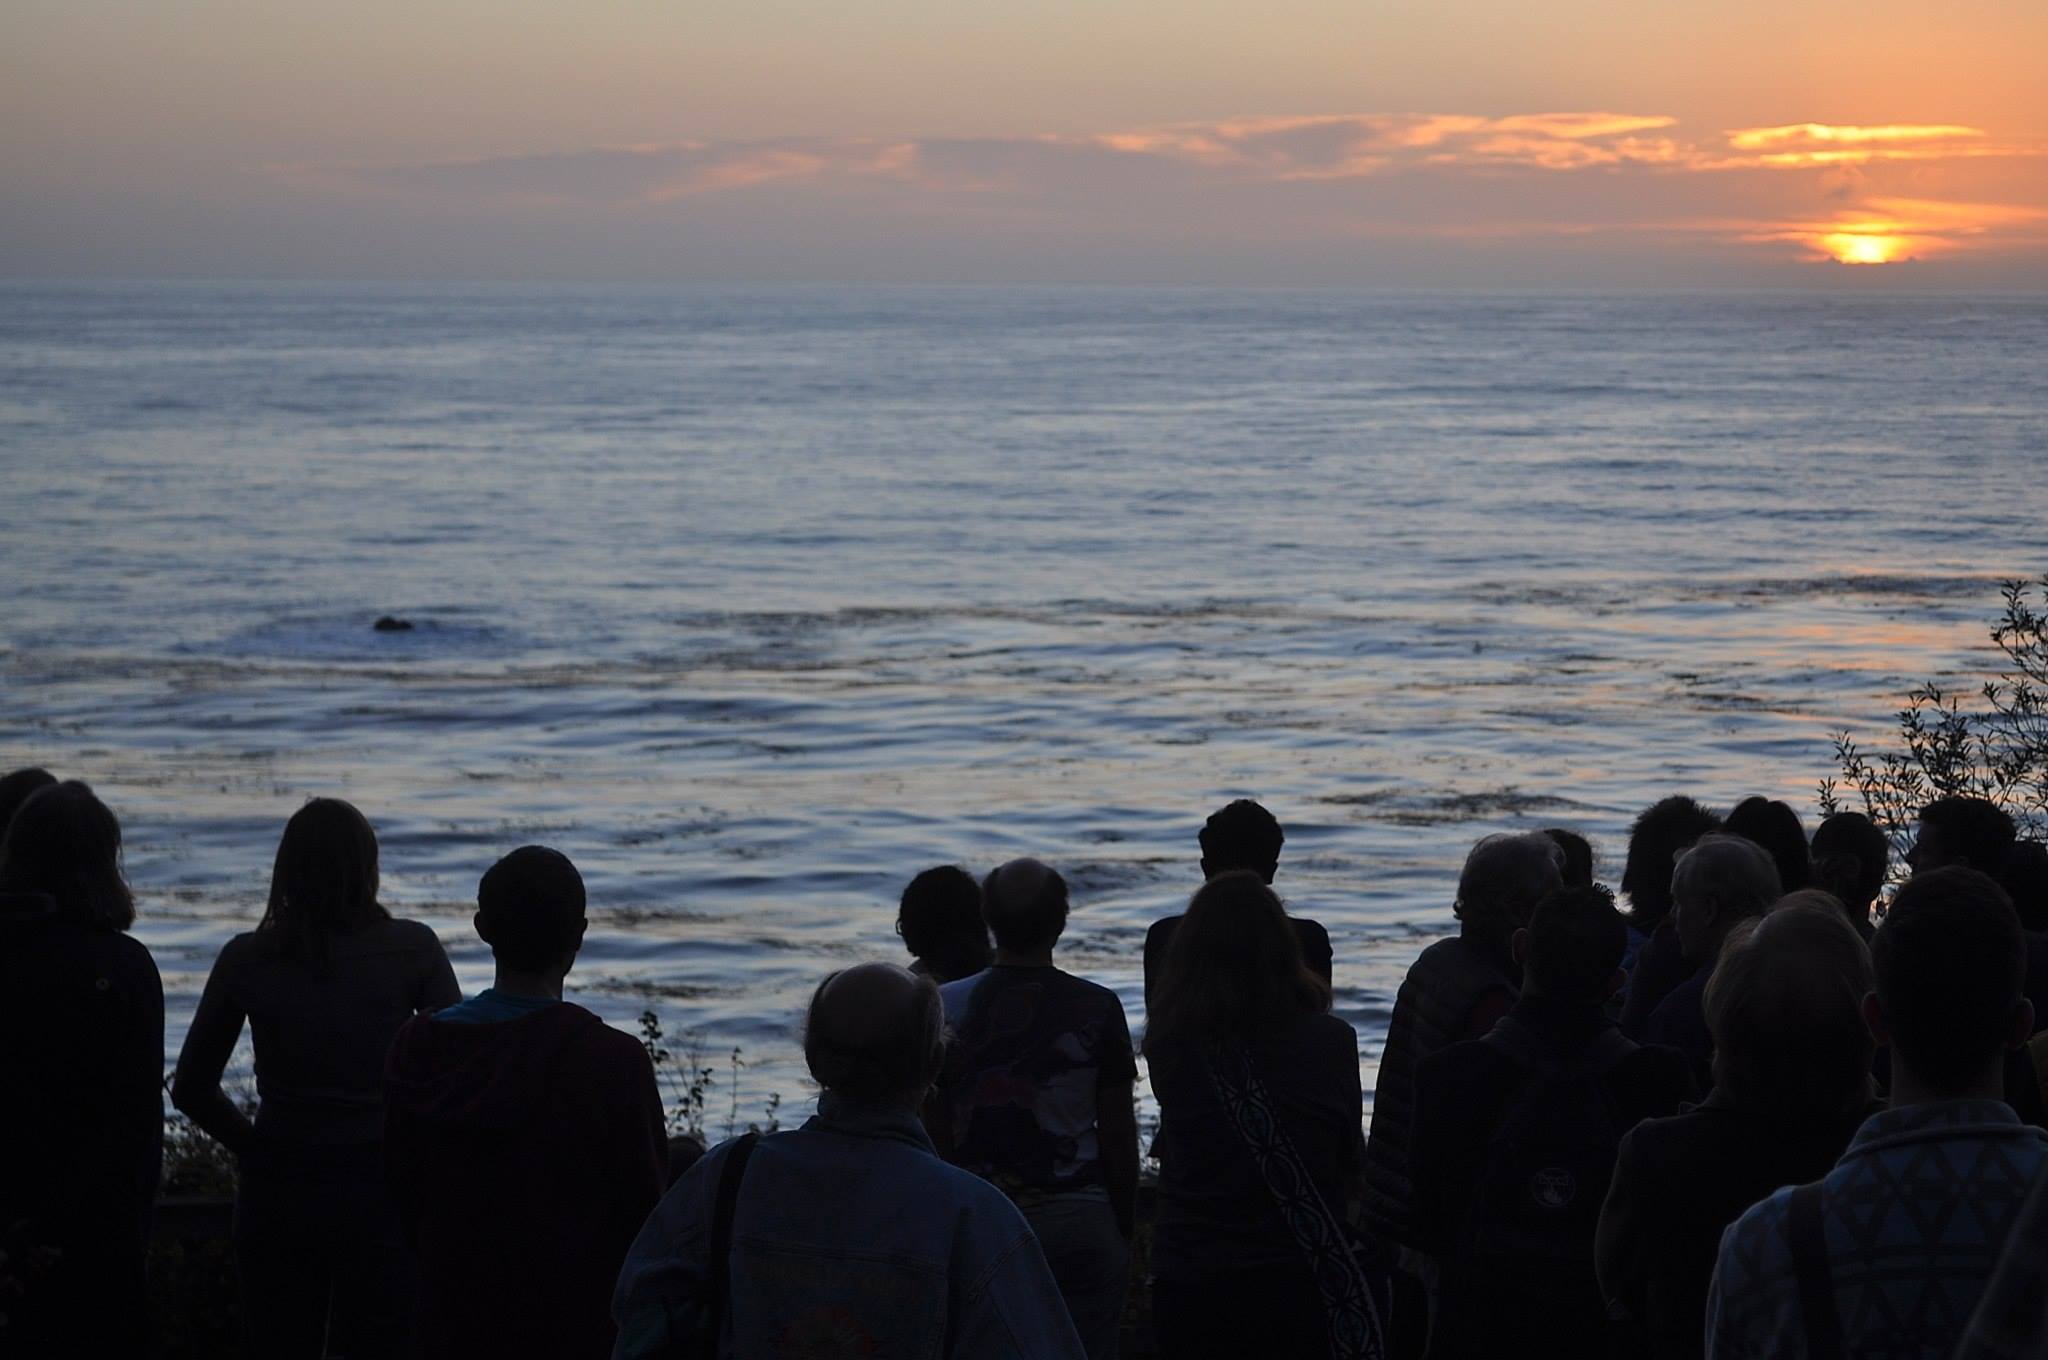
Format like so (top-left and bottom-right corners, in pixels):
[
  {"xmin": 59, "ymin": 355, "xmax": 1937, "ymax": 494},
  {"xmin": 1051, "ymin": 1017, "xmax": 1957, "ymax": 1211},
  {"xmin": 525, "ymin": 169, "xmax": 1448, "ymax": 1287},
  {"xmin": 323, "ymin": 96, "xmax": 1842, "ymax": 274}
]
[{"xmin": 1820, "ymin": 232, "xmax": 1911, "ymax": 264}]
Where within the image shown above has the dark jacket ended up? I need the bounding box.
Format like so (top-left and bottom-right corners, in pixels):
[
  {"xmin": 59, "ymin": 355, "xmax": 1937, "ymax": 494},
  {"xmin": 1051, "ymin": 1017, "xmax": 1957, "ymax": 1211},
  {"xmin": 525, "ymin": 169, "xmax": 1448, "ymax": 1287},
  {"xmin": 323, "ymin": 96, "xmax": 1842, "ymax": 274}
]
[
  {"xmin": 1147, "ymin": 1010, "xmax": 1363, "ymax": 1280},
  {"xmin": 1640, "ymin": 969, "xmax": 1714, "ymax": 1091},
  {"xmin": 1620, "ymin": 919, "xmax": 1690, "ymax": 1040},
  {"xmin": 1410, "ymin": 995, "xmax": 1697, "ymax": 1359},
  {"xmin": 385, "ymin": 1001, "xmax": 668, "ymax": 1360},
  {"xmin": 0, "ymin": 892, "xmax": 163, "ymax": 1356},
  {"xmin": 1595, "ymin": 1093, "xmax": 1876, "ymax": 1360},
  {"xmin": 1144, "ymin": 911, "xmax": 1333, "ymax": 1010},
  {"xmin": 1361, "ymin": 933, "xmax": 1517, "ymax": 1245}
]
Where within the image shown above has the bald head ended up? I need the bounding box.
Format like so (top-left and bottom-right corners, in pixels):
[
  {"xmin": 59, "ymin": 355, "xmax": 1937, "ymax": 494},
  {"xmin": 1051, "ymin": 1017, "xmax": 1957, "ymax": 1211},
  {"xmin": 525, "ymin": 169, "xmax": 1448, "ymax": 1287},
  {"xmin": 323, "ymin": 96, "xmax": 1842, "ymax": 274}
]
[
  {"xmin": 803, "ymin": 962, "xmax": 945, "ymax": 1105},
  {"xmin": 981, "ymin": 857, "xmax": 1070, "ymax": 954}
]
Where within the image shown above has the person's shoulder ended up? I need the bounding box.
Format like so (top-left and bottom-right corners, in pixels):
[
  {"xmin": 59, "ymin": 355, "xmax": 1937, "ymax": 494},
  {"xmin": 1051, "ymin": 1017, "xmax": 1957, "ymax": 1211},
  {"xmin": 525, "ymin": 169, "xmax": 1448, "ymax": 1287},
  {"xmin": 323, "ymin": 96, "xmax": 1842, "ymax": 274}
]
[
  {"xmin": 1290, "ymin": 915, "xmax": 1331, "ymax": 943},
  {"xmin": 592, "ymin": 1009, "xmax": 657, "ymax": 1064},
  {"xmin": 938, "ymin": 969, "xmax": 988, "ymax": 1008},
  {"xmin": 1145, "ymin": 914, "xmax": 1182, "ymax": 947},
  {"xmin": 100, "ymin": 929, "xmax": 165, "ymax": 987},
  {"xmin": 1617, "ymin": 1104, "xmax": 1718, "ymax": 1162},
  {"xmin": 381, "ymin": 916, "xmax": 448, "ymax": 952},
  {"xmin": 547, "ymin": 1001, "xmax": 651, "ymax": 1063},
  {"xmin": 218, "ymin": 928, "xmax": 263, "ymax": 957},
  {"xmin": 209, "ymin": 929, "xmax": 268, "ymax": 974},
  {"xmin": 1052, "ymin": 967, "xmax": 1125, "ymax": 1008},
  {"xmin": 1721, "ymin": 1181, "xmax": 1795, "ymax": 1262},
  {"xmin": 1404, "ymin": 935, "xmax": 1473, "ymax": 976},
  {"xmin": 1295, "ymin": 1009, "xmax": 1359, "ymax": 1055},
  {"xmin": 1417, "ymin": 1030, "xmax": 1513, "ymax": 1093}
]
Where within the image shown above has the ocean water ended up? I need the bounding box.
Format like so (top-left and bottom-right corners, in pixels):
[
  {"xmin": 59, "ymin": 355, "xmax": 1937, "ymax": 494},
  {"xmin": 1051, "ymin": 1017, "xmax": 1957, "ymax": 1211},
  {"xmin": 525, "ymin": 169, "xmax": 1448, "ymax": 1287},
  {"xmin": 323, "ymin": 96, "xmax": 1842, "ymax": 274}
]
[{"xmin": 2, "ymin": 282, "xmax": 2044, "ymax": 1128}]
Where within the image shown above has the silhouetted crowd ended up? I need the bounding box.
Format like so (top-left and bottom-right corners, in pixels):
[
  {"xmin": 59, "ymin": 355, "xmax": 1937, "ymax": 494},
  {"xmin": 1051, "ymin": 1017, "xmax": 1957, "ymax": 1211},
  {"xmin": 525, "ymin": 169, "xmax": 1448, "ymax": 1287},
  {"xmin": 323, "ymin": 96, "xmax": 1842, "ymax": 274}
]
[{"xmin": 4, "ymin": 765, "xmax": 2048, "ymax": 1359}]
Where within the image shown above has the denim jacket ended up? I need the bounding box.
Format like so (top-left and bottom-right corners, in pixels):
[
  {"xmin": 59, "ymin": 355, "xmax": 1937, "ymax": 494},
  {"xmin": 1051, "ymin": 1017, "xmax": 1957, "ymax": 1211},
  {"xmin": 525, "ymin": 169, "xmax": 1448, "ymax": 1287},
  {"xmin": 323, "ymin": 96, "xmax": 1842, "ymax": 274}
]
[{"xmin": 613, "ymin": 1093, "xmax": 1087, "ymax": 1359}]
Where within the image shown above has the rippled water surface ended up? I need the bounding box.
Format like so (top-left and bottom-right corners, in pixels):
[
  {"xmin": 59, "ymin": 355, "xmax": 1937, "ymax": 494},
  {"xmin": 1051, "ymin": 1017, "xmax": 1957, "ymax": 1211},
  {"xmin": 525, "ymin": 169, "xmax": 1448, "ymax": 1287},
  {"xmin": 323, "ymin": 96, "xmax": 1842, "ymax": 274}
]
[{"xmin": 2, "ymin": 283, "xmax": 2044, "ymax": 1124}]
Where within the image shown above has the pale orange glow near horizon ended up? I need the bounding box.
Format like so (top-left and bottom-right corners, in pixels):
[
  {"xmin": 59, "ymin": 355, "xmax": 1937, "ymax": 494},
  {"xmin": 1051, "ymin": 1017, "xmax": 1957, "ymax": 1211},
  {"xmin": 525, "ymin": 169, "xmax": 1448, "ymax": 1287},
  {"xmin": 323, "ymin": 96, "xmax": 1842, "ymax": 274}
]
[{"xmin": 6, "ymin": 0, "xmax": 2048, "ymax": 284}]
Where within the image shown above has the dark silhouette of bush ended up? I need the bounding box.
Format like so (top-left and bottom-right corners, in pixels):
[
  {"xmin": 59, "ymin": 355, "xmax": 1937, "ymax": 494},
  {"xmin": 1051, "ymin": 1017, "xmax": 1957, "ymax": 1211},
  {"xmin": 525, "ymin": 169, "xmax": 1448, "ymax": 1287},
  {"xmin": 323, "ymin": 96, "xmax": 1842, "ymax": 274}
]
[{"xmin": 1824, "ymin": 576, "xmax": 2048, "ymax": 868}]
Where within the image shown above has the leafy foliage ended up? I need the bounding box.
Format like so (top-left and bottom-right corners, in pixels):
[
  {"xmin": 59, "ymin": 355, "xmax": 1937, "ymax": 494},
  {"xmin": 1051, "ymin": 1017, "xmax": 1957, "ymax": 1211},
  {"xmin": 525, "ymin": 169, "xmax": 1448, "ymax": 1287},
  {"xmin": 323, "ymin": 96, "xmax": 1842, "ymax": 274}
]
[
  {"xmin": 638, "ymin": 1010, "xmax": 782, "ymax": 1139},
  {"xmin": 1822, "ymin": 576, "xmax": 2048, "ymax": 865}
]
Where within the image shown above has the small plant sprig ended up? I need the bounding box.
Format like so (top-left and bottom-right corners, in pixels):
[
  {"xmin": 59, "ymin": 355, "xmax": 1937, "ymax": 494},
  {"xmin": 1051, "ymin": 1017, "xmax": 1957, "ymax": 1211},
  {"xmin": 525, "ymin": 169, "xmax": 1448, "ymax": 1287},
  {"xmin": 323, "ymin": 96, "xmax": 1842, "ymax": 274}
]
[
  {"xmin": 1822, "ymin": 576, "xmax": 2048, "ymax": 866},
  {"xmin": 639, "ymin": 1009, "xmax": 715, "ymax": 1141}
]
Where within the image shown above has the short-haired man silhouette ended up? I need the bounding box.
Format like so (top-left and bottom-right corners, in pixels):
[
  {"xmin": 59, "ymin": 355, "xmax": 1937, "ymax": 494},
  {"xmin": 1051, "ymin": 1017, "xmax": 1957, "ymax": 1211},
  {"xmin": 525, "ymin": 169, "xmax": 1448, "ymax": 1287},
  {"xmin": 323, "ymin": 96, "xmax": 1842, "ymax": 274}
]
[
  {"xmin": 934, "ymin": 860, "xmax": 1138, "ymax": 1359},
  {"xmin": 384, "ymin": 846, "xmax": 667, "ymax": 1360},
  {"xmin": 1143, "ymin": 800, "xmax": 1331, "ymax": 1009}
]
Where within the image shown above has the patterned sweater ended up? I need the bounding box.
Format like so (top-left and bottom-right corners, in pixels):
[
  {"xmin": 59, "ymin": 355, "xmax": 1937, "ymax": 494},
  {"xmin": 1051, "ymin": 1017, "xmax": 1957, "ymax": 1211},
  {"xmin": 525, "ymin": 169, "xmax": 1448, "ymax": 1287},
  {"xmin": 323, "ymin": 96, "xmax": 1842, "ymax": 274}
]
[{"xmin": 1707, "ymin": 1100, "xmax": 2048, "ymax": 1360}]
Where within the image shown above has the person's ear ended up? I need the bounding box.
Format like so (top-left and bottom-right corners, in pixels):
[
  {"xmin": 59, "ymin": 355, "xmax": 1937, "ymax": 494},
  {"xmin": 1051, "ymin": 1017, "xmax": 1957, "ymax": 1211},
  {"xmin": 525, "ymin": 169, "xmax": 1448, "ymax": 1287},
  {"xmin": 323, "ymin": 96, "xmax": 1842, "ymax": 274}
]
[
  {"xmin": 473, "ymin": 910, "xmax": 491, "ymax": 944},
  {"xmin": 1199, "ymin": 855, "xmax": 1215, "ymax": 881},
  {"xmin": 2007, "ymin": 999, "xmax": 2037, "ymax": 1050},
  {"xmin": 1861, "ymin": 991, "xmax": 1890, "ymax": 1048},
  {"xmin": 1511, "ymin": 927, "xmax": 1531, "ymax": 965}
]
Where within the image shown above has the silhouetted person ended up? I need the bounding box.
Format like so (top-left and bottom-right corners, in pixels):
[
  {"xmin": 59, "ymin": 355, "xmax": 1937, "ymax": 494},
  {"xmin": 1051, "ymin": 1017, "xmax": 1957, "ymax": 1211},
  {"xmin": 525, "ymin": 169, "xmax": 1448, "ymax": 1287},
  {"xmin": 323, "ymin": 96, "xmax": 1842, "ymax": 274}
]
[
  {"xmin": 898, "ymin": 864, "xmax": 993, "ymax": 983},
  {"xmin": 1362, "ymin": 832, "xmax": 1561, "ymax": 1346},
  {"xmin": 1810, "ymin": 810, "xmax": 1890, "ymax": 938},
  {"xmin": 172, "ymin": 798, "xmax": 459, "ymax": 1359},
  {"xmin": 0, "ymin": 781, "xmax": 162, "ymax": 1358},
  {"xmin": 1144, "ymin": 873, "xmax": 1372, "ymax": 1360},
  {"xmin": 1901, "ymin": 799, "xmax": 2048, "ymax": 1119},
  {"xmin": 1639, "ymin": 835, "xmax": 1781, "ymax": 1087},
  {"xmin": 614, "ymin": 963, "xmax": 1085, "ymax": 1359},
  {"xmin": 928, "ymin": 859, "xmax": 1136, "ymax": 1358},
  {"xmin": 1144, "ymin": 799, "xmax": 1332, "ymax": 1007},
  {"xmin": 383, "ymin": 846, "xmax": 666, "ymax": 1359},
  {"xmin": 1617, "ymin": 796, "xmax": 1721, "ymax": 1033},
  {"xmin": 1411, "ymin": 884, "xmax": 1694, "ymax": 1359},
  {"xmin": 2000, "ymin": 841, "xmax": 2048, "ymax": 933},
  {"xmin": 1722, "ymin": 795, "xmax": 1811, "ymax": 892},
  {"xmin": 0, "ymin": 765, "xmax": 57, "ymax": 837},
  {"xmin": 1708, "ymin": 867, "xmax": 2047, "ymax": 1360},
  {"xmin": 1544, "ymin": 826, "xmax": 1597, "ymax": 887},
  {"xmin": 1907, "ymin": 795, "xmax": 2017, "ymax": 875},
  {"xmin": 1956, "ymin": 1167, "xmax": 2048, "ymax": 1360},
  {"xmin": 1598, "ymin": 902, "xmax": 1877, "ymax": 1360},
  {"xmin": 2000, "ymin": 843, "xmax": 2048, "ymax": 1105}
]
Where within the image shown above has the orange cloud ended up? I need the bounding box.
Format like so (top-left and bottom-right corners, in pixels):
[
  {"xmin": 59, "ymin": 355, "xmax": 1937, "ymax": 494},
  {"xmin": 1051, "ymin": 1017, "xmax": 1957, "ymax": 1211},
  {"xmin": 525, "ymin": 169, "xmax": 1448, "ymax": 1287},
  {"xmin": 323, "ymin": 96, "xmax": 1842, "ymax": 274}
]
[
  {"xmin": 1714, "ymin": 123, "xmax": 2043, "ymax": 170},
  {"xmin": 1728, "ymin": 123, "xmax": 1985, "ymax": 150}
]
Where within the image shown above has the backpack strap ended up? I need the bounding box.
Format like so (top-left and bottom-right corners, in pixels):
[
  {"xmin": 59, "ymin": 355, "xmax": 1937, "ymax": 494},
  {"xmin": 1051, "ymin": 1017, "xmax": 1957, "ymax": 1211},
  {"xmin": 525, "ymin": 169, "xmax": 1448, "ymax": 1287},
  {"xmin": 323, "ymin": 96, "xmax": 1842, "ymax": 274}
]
[
  {"xmin": 704, "ymin": 1132, "xmax": 761, "ymax": 1354},
  {"xmin": 1786, "ymin": 1181, "xmax": 1846, "ymax": 1360},
  {"xmin": 2029, "ymin": 1033, "xmax": 2048, "ymax": 1113}
]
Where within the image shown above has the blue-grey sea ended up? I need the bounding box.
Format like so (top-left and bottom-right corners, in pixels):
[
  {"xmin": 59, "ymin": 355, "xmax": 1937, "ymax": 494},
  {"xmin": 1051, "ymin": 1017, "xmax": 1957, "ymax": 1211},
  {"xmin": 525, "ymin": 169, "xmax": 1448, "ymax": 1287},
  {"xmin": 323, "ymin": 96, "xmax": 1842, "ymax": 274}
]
[{"xmin": 2, "ymin": 282, "xmax": 2044, "ymax": 1127}]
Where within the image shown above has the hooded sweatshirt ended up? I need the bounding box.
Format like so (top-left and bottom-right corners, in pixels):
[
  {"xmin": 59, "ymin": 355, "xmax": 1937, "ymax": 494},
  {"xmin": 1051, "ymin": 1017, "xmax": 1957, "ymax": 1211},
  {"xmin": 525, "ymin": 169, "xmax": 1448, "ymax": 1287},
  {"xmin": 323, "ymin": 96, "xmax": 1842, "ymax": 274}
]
[{"xmin": 384, "ymin": 999, "xmax": 667, "ymax": 1360}]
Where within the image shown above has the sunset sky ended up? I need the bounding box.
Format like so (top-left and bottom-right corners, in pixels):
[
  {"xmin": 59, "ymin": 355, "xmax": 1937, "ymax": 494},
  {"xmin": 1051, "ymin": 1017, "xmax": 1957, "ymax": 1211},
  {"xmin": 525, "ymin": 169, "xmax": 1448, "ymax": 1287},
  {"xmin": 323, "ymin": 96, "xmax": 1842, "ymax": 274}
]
[{"xmin": 6, "ymin": 0, "xmax": 2047, "ymax": 285}]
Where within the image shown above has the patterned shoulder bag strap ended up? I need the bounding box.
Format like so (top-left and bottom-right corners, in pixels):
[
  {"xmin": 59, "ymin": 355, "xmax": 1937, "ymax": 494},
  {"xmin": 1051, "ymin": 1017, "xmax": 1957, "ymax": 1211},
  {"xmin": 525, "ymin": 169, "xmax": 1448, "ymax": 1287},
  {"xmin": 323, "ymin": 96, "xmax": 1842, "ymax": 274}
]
[{"xmin": 1205, "ymin": 1040, "xmax": 1387, "ymax": 1360}]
